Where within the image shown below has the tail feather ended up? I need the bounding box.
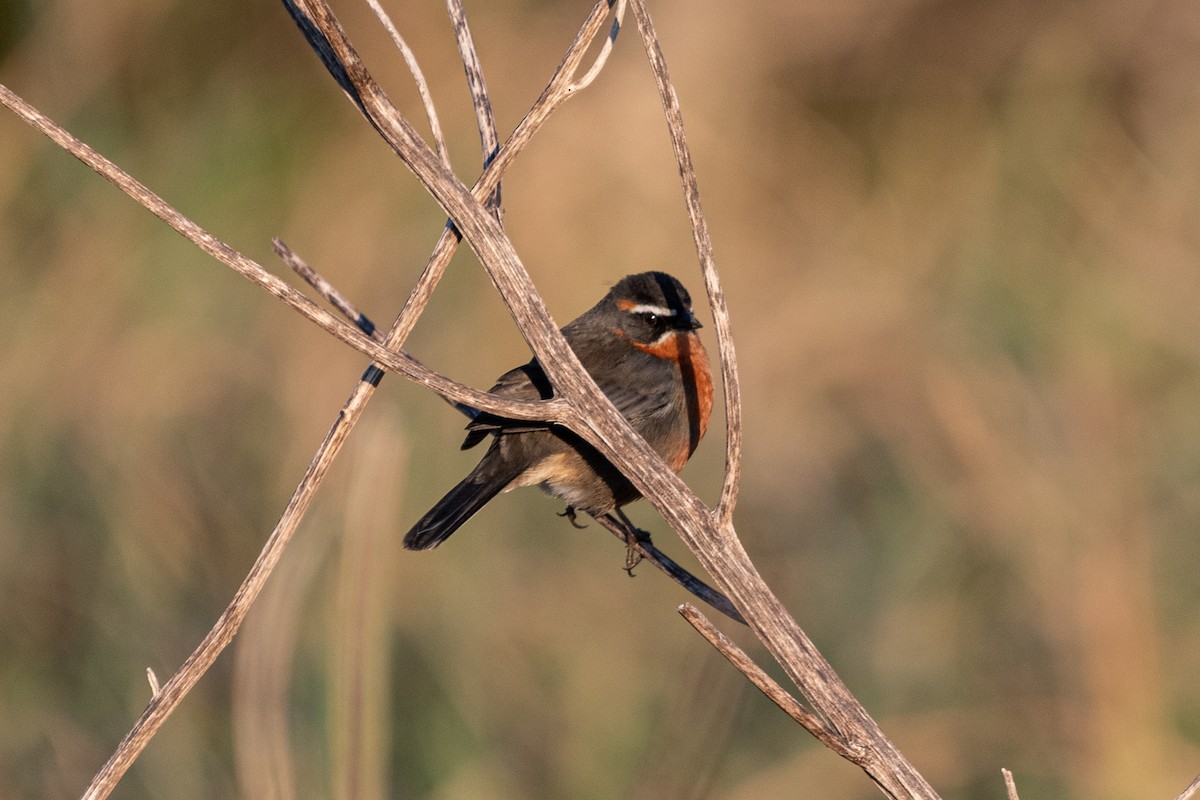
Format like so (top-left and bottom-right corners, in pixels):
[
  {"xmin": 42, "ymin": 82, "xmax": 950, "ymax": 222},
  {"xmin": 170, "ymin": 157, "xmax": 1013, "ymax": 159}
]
[{"xmin": 404, "ymin": 464, "xmax": 513, "ymax": 550}]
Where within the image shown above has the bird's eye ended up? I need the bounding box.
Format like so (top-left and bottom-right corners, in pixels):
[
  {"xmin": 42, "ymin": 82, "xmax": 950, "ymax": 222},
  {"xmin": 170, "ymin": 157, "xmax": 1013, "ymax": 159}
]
[{"xmin": 643, "ymin": 313, "xmax": 659, "ymax": 325}]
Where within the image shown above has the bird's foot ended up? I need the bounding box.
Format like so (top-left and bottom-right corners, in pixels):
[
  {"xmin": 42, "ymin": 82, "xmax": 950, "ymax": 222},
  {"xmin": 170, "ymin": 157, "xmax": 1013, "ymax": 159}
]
[
  {"xmin": 558, "ymin": 506, "xmax": 588, "ymax": 529},
  {"xmin": 623, "ymin": 539, "xmax": 645, "ymax": 576},
  {"xmin": 621, "ymin": 524, "xmax": 651, "ymax": 576}
]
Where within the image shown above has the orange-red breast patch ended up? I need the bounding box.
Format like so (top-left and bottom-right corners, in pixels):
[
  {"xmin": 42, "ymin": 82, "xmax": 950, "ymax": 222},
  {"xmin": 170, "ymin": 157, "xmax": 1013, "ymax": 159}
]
[{"xmin": 632, "ymin": 331, "xmax": 713, "ymax": 468}]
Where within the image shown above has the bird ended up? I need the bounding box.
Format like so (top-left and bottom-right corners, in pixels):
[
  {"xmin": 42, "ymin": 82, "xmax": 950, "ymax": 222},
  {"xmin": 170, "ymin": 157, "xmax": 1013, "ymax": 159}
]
[{"xmin": 403, "ymin": 271, "xmax": 713, "ymax": 552}]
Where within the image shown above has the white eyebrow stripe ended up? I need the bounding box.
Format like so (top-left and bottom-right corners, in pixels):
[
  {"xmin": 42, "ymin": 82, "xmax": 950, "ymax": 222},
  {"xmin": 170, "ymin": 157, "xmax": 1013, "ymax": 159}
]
[{"xmin": 626, "ymin": 304, "xmax": 676, "ymax": 316}]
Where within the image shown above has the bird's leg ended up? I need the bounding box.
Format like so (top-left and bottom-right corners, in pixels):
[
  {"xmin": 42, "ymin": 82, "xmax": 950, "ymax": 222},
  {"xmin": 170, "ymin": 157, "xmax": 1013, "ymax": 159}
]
[
  {"xmin": 612, "ymin": 508, "xmax": 652, "ymax": 575},
  {"xmin": 615, "ymin": 508, "xmax": 652, "ymax": 546},
  {"xmin": 558, "ymin": 506, "xmax": 588, "ymax": 529},
  {"xmin": 585, "ymin": 510, "xmax": 745, "ymax": 624}
]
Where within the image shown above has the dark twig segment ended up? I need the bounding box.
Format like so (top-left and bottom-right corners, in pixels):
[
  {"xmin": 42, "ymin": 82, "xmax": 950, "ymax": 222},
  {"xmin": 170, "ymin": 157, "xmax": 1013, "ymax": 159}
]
[
  {"xmin": 274, "ymin": 237, "xmax": 381, "ymax": 340},
  {"xmin": 591, "ymin": 514, "xmax": 745, "ymax": 625},
  {"xmin": 446, "ymin": 0, "xmax": 502, "ymax": 216}
]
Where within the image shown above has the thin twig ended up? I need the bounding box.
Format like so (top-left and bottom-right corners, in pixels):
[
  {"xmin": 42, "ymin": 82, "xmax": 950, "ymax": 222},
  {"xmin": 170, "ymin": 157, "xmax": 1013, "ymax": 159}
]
[
  {"xmin": 274, "ymin": 237, "xmax": 383, "ymax": 341},
  {"xmin": 446, "ymin": 0, "xmax": 502, "ymax": 216},
  {"xmin": 0, "ymin": 84, "xmax": 562, "ymax": 426},
  {"xmin": 1001, "ymin": 769, "xmax": 1020, "ymax": 800},
  {"xmin": 1175, "ymin": 771, "xmax": 1200, "ymax": 800},
  {"xmin": 276, "ymin": 234, "xmax": 488, "ymax": 421},
  {"xmin": 570, "ymin": 0, "xmax": 626, "ymax": 93},
  {"xmin": 677, "ymin": 604, "xmax": 861, "ymax": 759},
  {"xmin": 80, "ymin": 386, "xmax": 370, "ymax": 800},
  {"xmin": 625, "ymin": 0, "xmax": 742, "ymax": 529},
  {"xmin": 274, "ymin": 236, "xmax": 471, "ymax": 417},
  {"xmin": 364, "ymin": 0, "xmax": 451, "ymax": 168}
]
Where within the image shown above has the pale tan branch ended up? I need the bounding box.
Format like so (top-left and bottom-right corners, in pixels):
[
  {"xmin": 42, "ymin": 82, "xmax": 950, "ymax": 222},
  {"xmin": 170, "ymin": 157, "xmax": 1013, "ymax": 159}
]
[
  {"xmin": 81, "ymin": 386, "xmax": 370, "ymax": 800},
  {"xmin": 144, "ymin": 669, "xmax": 160, "ymax": 699},
  {"xmin": 1175, "ymin": 772, "xmax": 1200, "ymax": 800},
  {"xmin": 446, "ymin": 0, "xmax": 502, "ymax": 216},
  {"xmin": 1001, "ymin": 769, "xmax": 1020, "ymax": 800},
  {"xmin": 625, "ymin": 0, "xmax": 742, "ymax": 528},
  {"xmin": 364, "ymin": 0, "xmax": 451, "ymax": 168},
  {"xmin": 570, "ymin": 0, "xmax": 626, "ymax": 93},
  {"xmin": 0, "ymin": 83, "xmax": 564, "ymax": 426},
  {"xmin": 677, "ymin": 604, "xmax": 862, "ymax": 758}
]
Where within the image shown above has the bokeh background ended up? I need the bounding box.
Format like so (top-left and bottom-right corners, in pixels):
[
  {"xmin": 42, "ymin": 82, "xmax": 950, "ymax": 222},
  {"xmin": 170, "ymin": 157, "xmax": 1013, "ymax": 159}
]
[{"xmin": 3, "ymin": 0, "xmax": 1200, "ymax": 798}]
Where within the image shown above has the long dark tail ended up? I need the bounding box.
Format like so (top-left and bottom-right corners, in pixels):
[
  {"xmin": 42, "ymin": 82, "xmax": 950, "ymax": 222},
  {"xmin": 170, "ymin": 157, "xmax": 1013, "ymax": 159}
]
[{"xmin": 403, "ymin": 460, "xmax": 515, "ymax": 550}]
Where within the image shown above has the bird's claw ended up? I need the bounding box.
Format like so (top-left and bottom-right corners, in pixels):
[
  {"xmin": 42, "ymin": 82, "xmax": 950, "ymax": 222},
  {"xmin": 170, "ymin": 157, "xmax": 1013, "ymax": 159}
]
[
  {"xmin": 622, "ymin": 526, "xmax": 651, "ymax": 576},
  {"xmin": 558, "ymin": 506, "xmax": 588, "ymax": 529}
]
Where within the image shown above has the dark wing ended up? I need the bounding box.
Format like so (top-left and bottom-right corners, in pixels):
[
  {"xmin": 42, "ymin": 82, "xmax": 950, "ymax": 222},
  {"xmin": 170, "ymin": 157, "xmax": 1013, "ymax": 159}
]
[
  {"xmin": 560, "ymin": 319, "xmax": 679, "ymax": 429},
  {"xmin": 460, "ymin": 360, "xmax": 555, "ymax": 449},
  {"xmin": 587, "ymin": 351, "xmax": 677, "ymax": 428},
  {"xmin": 459, "ymin": 344, "xmax": 676, "ymax": 450}
]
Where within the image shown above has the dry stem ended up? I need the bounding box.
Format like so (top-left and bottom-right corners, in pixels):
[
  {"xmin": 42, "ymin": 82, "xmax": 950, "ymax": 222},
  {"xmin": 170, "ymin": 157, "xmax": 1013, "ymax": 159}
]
[
  {"xmin": 625, "ymin": 0, "xmax": 742, "ymax": 528},
  {"xmin": 678, "ymin": 604, "xmax": 854, "ymax": 755},
  {"xmin": 275, "ymin": 237, "xmax": 383, "ymax": 340},
  {"xmin": 1002, "ymin": 768, "xmax": 1021, "ymax": 800},
  {"xmin": 364, "ymin": 0, "xmax": 451, "ymax": 167},
  {"xmin": 0, "ymin": 85, "xmax": 558, "ymax": 425},
  {"xmin": 1176, "ymin": 772, "xmax": 1200, "ymax": 800}
]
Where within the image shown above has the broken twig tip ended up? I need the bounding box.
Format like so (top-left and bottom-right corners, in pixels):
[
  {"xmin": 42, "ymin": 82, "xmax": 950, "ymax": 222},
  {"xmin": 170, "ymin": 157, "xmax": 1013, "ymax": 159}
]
[{"xmin": 1001, "ymin": 768, "xmax": 1020, "ymax": 800}]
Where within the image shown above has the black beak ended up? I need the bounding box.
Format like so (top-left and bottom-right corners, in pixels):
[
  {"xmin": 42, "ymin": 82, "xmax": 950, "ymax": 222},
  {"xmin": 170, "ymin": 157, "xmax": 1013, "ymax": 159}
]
[{"xmin": 684, "ymin": 311, "xmax": 703, "ymax": 330}]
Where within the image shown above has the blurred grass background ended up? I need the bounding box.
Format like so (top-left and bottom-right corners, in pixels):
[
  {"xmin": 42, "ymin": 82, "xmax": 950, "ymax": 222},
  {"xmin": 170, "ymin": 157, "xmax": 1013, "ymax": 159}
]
[{"xmin": 3, "ymin": 0, "xmax": 1200, "ymax": 798}]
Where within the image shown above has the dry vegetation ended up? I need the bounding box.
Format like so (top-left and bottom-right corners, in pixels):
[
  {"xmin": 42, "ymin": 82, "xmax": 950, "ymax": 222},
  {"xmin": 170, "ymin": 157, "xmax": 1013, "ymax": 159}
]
[{"xmin": 3, "ymin": 1, "xmax": 1200, "ymax": 799}]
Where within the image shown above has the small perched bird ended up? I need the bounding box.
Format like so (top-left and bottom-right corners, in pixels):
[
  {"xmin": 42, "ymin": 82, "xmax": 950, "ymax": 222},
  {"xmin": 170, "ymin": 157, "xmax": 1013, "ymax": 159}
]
[{"xmin": 403, "ymin": 271, "xmax": 713, "ymax": 551}]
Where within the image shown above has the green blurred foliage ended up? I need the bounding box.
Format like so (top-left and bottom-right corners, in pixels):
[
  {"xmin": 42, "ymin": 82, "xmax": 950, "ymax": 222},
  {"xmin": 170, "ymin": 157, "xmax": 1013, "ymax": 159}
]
[{"xmin": 3, "ymin": 0, "xmax": 1200, "ymax": 798}]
